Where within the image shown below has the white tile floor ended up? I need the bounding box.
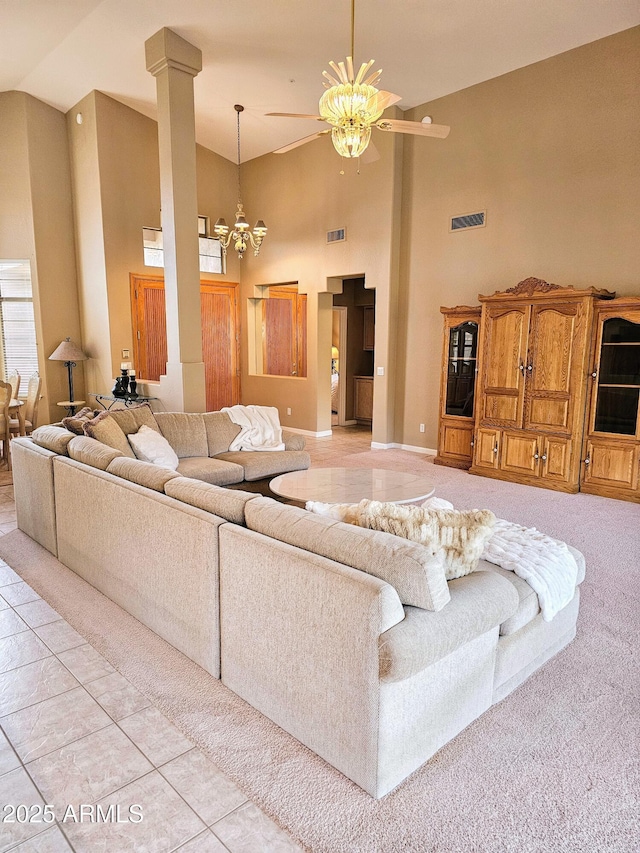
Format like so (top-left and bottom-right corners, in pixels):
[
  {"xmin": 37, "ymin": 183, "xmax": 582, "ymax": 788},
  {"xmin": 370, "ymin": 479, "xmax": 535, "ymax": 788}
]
[{"xmin": 0, "ymin": 427, "xmax": 373, "ymax": 852}]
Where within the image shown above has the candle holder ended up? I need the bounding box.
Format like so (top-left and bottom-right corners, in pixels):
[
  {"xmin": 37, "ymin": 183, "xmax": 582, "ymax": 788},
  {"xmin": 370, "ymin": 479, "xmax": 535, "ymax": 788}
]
[
  {"xmin": 112, "ymin": 368, "xmax": 129, "ymax": 397},
  {"xmin": 128, "ymin": 370, "xmax": 138, "ymax": 398}
]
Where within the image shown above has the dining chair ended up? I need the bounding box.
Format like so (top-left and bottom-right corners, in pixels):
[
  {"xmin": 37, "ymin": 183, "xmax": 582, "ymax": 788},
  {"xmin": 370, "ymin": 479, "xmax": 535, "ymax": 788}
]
[
  {"xmin": 10, "ymin": 371, "xmax": 41, "ymax": 437},
  {"xmin": 0, "ymin": 381, "xmax": 12, "ymax": 469},
  {"xmin": 6, "ymin": 370, "xmax": 20, "ymax": 401}
]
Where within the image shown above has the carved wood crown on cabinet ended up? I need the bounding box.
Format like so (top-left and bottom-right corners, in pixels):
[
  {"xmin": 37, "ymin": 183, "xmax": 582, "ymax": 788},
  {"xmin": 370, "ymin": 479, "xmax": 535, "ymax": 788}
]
[{"xmin": 436, "ymin": 279, "xmax": 640, "ymax": 502}]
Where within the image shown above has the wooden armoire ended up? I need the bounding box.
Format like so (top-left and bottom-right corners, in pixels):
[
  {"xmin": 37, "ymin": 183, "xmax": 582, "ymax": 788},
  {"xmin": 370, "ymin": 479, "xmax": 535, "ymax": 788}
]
[
  {"xmin": 469, "ymin": 277, "xmax": 614, "ymax": 492},
  {"xmin": 436, "ymin": 277, "xmax": 640, "ymax": 499}
]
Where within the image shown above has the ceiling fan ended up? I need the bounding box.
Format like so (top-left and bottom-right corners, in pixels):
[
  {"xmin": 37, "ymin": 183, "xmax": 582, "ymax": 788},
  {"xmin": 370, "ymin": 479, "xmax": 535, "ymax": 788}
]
[{"xmin": 266, "ymin": 0, "xmax": 450, "ymax": 159}]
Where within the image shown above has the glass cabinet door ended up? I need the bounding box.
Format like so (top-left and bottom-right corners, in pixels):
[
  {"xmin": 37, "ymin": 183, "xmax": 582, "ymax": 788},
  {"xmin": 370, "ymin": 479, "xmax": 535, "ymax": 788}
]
[
  {"xmin": 593, "ymin": 317, "xmax": 640, "ymax": 435},
  {"xmin": 445, "ymin": 321, "xmax": 478, "ymax": 417}
]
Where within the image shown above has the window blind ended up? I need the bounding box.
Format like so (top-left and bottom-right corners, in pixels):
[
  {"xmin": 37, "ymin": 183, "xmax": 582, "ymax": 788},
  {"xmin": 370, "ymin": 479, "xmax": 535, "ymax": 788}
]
[{"xmin": 0, "ymin": 260, "xmax": 39, "ymax": 387}]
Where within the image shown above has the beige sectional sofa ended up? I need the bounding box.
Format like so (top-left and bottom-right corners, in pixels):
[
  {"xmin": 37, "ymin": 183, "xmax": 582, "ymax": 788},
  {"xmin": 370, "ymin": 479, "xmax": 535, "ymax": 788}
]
[{"xmin": 11, "ymin": 422, "xmax": 585, "ymax": 799}]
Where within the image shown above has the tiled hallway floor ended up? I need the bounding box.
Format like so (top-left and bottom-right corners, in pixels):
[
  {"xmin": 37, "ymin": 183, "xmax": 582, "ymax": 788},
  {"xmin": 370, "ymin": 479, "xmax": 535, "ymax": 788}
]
[{"xmin": 0, "ymin": 427, "xmax": 373, "ymax": 853}]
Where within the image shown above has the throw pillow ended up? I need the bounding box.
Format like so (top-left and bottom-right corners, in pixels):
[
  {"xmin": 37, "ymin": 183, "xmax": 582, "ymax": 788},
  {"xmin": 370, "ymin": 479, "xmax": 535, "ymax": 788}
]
[
  {"xmin": 306, "ymin": 499, "xmax": 496, "ymax": 580},
  {"xmin": 83, "ymin": 410, "xmax": 136, "ymax": 458},
  {"xmin": 62, "ymin": 407, "xmax": 97, "ymax": 435},
  {"xmin": 128, "ymin": 424, "xmax": 180, "ymax": 470}
]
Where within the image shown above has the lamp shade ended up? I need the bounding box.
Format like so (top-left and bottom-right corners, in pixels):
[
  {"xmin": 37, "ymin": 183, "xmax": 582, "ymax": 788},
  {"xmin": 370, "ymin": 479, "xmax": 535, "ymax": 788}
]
[{"xmin": 49, "ymin": 338, "xmax": 87, "ymax": 362}]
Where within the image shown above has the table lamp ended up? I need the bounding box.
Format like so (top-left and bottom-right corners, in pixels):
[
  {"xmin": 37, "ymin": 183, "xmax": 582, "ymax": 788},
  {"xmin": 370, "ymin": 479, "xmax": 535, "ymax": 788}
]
[{"xmin": 49, "ymin": 338, "xmax": 87, "ymax": 406}]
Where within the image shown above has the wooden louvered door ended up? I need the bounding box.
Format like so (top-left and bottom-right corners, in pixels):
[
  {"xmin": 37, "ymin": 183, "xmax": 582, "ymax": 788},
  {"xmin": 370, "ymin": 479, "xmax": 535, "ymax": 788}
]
[
  {"xmin": 130, "ymin": 274, "xmax": 240, "ymax": 411},
  {"xmin": 131, "ymin": 277, "xmax": 167, "ymax": 382},
  {"xmin": 262, "ymin": 286, "xmax": 307, "ymax": 377},
  {"xmin": 200, "ymin": 283, "xmax": 239, "ymax": 411}
]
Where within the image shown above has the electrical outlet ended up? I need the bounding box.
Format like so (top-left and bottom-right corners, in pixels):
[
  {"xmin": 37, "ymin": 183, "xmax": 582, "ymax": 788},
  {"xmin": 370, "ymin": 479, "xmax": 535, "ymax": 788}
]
[
  {"xmin": 122, "ymin": 349, "xmax": 130, "ymax": 359},
  {"xmin": 286, "ymin": 407, "xmax": 292, "ymax": 416},
  {"xmin": 377, "ymin": 366, "xmax": 384, "ymax": 376},
  {"xmin": 419, "ymin": 423, "xmax": 425, "ymax": 433}
]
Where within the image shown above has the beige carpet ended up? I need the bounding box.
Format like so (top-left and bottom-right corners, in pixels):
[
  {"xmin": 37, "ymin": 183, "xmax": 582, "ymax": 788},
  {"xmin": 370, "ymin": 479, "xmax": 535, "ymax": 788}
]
[{"xmin": 1, "ymin": 460, "xmax": 638, "ymax": 852}]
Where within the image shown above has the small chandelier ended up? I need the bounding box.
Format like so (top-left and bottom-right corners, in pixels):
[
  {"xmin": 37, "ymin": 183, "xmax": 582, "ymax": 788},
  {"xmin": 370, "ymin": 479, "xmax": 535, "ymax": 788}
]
[
  {"xmin": 214, "ymin": 105, "xmax": 267, "ymax": 260},
  {"xmin": 319, "ymin": 0, "xmax": 384, "ymax": 159}
]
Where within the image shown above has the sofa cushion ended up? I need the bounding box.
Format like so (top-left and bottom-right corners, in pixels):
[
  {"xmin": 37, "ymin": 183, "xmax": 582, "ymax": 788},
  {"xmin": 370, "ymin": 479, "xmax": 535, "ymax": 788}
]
[
  {"xmin": 107, "ymin": 403, "xmax": 161, "ymax": 436},
  {"xmin": 176, "ymin": 456, "xmax": 244, "ymax": 486},
  {"xmin": 31, "ymin": 425, "xmax": 75, "ymax": 456},
  {"xmin": 128, "ymin": 425, "xmax": 179, "ymax": 470},
  {"xmin": 379, "ymin": 571, "xmax": 519, "ymax": 682},
  {"xmin": 106, "ymin": 457, "xmax": 181, "ymax": 492},
  {"xmin": 83, "ymin": 411, "xmax": 136, "ymax": 458},
  {"xmin": 215, "ymin": 450, "xmax": 310, "ymax": 481},
  {"xmin": 202, "ymin": 411, "xmax": 241, "ymax": 456},
  {"xmin": 155, "ymin": 412, "xmax": 208, "ymax": 458},
  {"xmin": 61, "ymin": 406, "xmax": 97, "ymax": 435},
  {"xmin": 308, "ymin": 499, "xmax": 495, "ymax": 580},
  {"xmin": 244, "ymin": 497, "xmax": 450, "ymax": 611},
  {"xmin": 68, "ymin": 435, "xmax": 125, "ymax": 471},
  {"xmin": 164, "ymin": 478, "xmax": 256, "ymax": 525}
]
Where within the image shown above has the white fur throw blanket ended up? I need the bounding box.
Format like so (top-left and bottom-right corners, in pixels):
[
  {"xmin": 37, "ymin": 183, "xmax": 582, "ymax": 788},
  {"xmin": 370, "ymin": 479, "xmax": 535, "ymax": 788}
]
[
  {"xmin": 306, "ymin": 499, "xmax": 496, "ymax": 581},
  {"xmin": 221, "ymin": 405, "xmax": 285, "ymax": 451},
  {"xmin": 424, "ymin": 498, "xmax": 578, "ymax": 622}
]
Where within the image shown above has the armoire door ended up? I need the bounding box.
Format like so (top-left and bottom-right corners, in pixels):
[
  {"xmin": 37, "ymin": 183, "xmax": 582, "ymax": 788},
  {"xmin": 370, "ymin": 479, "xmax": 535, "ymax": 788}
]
[
  {"xmin": 478, "ymin": 304, "xmax": 530, "ymax": 427},
  {"xmin": 130, "ymin": 275, "xmax": 240, "ymax": 411},
  {"xmin": 523, "ymin": 302, "xmax": 583, "ymax": 435}
]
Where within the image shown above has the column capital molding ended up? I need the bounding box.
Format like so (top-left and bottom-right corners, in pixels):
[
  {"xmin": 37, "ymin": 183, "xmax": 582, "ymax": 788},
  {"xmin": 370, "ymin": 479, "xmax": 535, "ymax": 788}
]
[{"xmin": 145, "ymin": 28, "xmax": 202, "ymax": 78}]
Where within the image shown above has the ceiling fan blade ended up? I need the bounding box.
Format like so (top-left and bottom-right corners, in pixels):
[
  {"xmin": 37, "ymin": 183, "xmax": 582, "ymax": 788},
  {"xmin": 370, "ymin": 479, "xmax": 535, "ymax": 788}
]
[
  {"xmin": 359, "ymin": 140, "xmax": 380, "ymax": 165},
  {"xmin": 375, "ymin": 118, "xmax": 450, "ymax": 138},
  {"xmin": 273, "ymin": 129, "xmax": 330, "ymax": 154},
  {"xmin": 266, "ymin": 112, "xmax": 325, "ymax": 121},
  {"xmin": 370, "ymin": 90, "xmax": 403, "ymax": 111}
]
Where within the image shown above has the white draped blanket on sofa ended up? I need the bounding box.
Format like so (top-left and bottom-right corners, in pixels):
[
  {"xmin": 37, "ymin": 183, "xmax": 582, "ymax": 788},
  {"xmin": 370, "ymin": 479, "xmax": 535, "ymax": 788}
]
[{"xmin": 222, "ymin": 405, "xmax": 285, "ymax": 451}]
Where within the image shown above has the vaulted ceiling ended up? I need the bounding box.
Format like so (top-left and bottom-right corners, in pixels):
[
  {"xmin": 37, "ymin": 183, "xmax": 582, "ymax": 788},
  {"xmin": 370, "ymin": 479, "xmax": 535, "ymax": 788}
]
[{"xmin": 1, "ymin": 0, "xmax": 639, "ymax": 162}]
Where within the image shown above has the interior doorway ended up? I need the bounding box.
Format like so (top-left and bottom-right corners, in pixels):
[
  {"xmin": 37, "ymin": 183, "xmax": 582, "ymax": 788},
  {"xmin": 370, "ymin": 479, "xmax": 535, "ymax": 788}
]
[
  {"xmin": 331, "ymin": 277, "xmax": 375, "ymax": 435},
  {"xmin": 331, "ymin": 307, "xmax": 348, "ymax": 426}
]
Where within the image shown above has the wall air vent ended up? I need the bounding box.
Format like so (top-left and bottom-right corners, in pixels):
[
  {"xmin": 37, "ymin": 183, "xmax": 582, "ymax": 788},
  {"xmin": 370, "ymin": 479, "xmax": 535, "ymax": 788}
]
[
  {"xmin": 327, "ymin": 227, "xmax": 346, "ymax": 243},
  {"xmin": 450, "ymin": 211, "xmax": 486, "ymax": 232}
]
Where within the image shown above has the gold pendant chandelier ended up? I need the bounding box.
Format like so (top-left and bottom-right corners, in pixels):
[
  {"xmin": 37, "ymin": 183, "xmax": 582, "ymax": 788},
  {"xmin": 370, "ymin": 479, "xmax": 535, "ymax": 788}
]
[{"xmin": 214, "ymin": 105, "xmax": 267, "ymax": 259}]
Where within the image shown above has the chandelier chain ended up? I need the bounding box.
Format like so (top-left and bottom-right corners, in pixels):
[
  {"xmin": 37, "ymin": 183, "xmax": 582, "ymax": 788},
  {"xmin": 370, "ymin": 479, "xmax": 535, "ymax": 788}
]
[{"xmin": 236, "ymin": 105, "xmax": 242, "ymax": 205}]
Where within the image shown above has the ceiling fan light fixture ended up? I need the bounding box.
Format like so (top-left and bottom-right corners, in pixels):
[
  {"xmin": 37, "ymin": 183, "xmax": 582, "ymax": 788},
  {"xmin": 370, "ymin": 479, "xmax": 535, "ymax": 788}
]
[
  {"xmin": 331, "ymin": 123, "xmax": 371, "ymax": 158},
  {"xmin": 266, "ymin": 0, "xmax": 450, "ymax": 159},
  {"xmin": 319, "ymin": 81, "xmax": 383, "ymax": 127}
]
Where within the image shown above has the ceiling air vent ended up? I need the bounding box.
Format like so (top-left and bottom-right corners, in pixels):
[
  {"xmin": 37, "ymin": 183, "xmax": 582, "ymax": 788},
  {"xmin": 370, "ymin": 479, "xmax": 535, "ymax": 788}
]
[
  {"xmin": 450, "ymin": 211, "xmax": 486, "ymax": 232},
  {"xmin": 327, "ymin": 227, "xmax": 346, "ymax": 244}
]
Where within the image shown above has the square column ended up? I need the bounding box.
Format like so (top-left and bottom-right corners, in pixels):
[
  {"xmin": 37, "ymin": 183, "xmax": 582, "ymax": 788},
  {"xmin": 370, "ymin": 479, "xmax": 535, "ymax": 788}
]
[{"xmin": 146, "ymin": 28, "xmax": 206, "ymax": 412}]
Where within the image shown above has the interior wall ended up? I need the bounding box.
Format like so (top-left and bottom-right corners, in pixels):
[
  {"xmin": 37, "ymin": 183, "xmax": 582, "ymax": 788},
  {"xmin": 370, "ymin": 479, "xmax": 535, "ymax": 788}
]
[
  {"xmin": 0, "ymin": 91, "xmax": 82, "ymax": 424},
  {"xmin": 67, "ymin": 90, "xmax": 239, "ymax": 402},
  {"xmin": 396, "ymin": 25, "xmax": 640, "ymax": 450},
  {"xmin": 239, "ymin": 119, "xmax": 403, "ymax": 436}
]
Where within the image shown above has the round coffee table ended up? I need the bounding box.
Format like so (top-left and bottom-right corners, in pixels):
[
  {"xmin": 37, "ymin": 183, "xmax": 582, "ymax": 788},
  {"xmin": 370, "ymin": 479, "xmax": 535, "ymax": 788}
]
[{"xmin": 270, "ymin": 467, "xmax": 435, "ymax": 505}]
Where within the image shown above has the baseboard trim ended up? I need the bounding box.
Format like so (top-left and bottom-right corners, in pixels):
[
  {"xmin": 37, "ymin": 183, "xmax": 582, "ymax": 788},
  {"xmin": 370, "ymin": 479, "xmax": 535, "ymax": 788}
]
[
  {"xmin": 370, "ymin": 441, "xmax": 436, "ymax": 455},
  {"xmin": 285, "ymin": 426, "xmax": 333, "ymax": 438}
]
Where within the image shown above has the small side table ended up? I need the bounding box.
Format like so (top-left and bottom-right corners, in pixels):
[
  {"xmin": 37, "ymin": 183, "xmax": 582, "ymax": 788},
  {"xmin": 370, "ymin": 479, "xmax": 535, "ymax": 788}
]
[
  {"xmin": 91, "ymin": 393, "xmax": 158, "ymax": 410},
  {"xmin": 57, "ymin": 401, "xmax": 86, "ymax": 417}
]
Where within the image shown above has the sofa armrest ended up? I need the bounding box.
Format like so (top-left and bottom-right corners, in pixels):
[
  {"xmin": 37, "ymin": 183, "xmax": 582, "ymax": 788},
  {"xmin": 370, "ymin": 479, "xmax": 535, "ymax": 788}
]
[
  {"xmin": 282, "ymin": 430, "xmax": 305, "ymax": 451},
  {"xmin": 218, "ymin": 523, "xmax": 404, "ymax": 794}
]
